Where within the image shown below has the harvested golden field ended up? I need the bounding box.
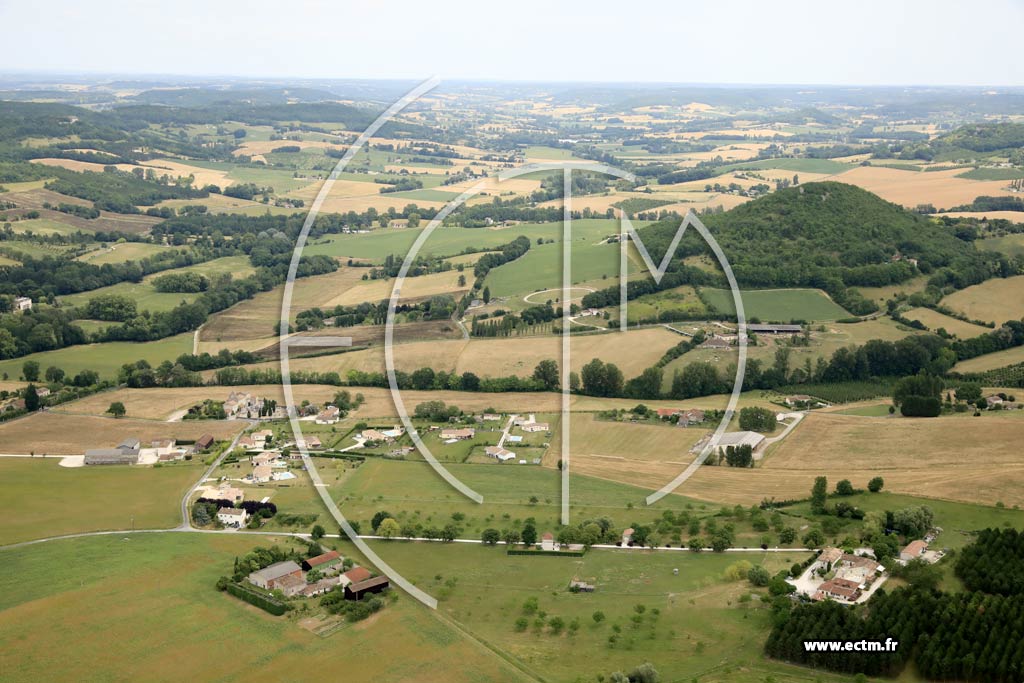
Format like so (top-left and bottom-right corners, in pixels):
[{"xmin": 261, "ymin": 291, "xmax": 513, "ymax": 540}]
[
  {"xmin": 832, "ymin": 166, "xmax": 1016, "ymax": 210},
  {"xmin": 231, "ymin": 139, "xmax": 342, "ymax": 156},
  {"xmin": 0, "ymin": 413, "xmax": 243, "ymax": 455},
  {"xmin": 286, "ymin": 179, "xmax": 449, "ymax": 213},
  {"xmin": 29, "ymin": 157, "xmax": 136, "ymax": 174},
  {"xmin": 672, "ymin": 412, "xmax": 1024, "ymax": 506},
  {"xmin": 324, "ymin": 270, "xmax": 467, "ymax": 307},
  {"xmin": 903, "ymin": 307, "xmax": 991, "ymax": 338},
  {"xmin": 281, "ymin": 326, "xmax": 684, "ymax": 379},
  {"xmin": 155, "ymin": 192, "xmax": 284, "ymax": 215},
  {"xmin": 940, "ymin": 275, "xmax": 1024, "ymax": 325},
  {"xmin": 139, "ymin": 158, "xmax": 231, "ymax": 188},
  {"xmin": 200, "ymin": 268, "xmax": 366, "ymax": 344},
  {"xmin": 654, "ymin": 194, "xmax": 752, "ymax": 213}
]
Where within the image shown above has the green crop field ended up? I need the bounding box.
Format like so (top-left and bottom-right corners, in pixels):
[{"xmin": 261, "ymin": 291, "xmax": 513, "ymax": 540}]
[
  {"xmin": 702, "ymin": 287, "xmax": 850, "ymax": 322},
  {"xmin": 0, "ymin": 332, "xmax": 193, "ymax": 380},
  {"xmin": 60, "ymin": 256, "xmax": 256, "ymax": 313},
  {"xmin": 0, "ymin": 458, "xmax": 202, "ymax": 545},
  {"xmin": 484, "ymin": 239, "xmax": 627, "ymax": 298},
  {"xmin": 0, "ymin": 533, "xmax": 532, "ymax": 683}
]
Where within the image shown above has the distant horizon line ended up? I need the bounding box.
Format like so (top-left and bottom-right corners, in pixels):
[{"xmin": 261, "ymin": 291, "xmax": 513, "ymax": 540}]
[{"xmin": 1, "ymin": 70, "xmax": 1023, "ymax": 91}]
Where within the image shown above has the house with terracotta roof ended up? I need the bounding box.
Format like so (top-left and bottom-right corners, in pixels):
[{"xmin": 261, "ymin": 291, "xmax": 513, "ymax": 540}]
[
  {"xmin": 900, "ymin": 540, "xmax": 928, "ymax": 563},
  {"xmin": 315, "ymin": 405, "xmax": 341, "ymax": 424},
  {"xmin": 541, "ymin": 532, "xmax": 556, "ymax": 551},
  {"xmin": 622, "ymin": 528, "xmax": 635, "ymax": 545},
  {"xmin": 340, "ymin": 566, "xmax": 372, "ymax": 588},
  {"xmin": 521, "ymin": 421, "xmax": 549, "ymax": 433},
  {"xmin": 814, "ymin": 577, "xmax": 861, "ymax": 602},
  {"xmin": 303, "ymin": 550, "xmax": 343, "ymax": 574},
  {"xmin": 485, "ymin": 445, "xmax": 516, "ymax": 461}
]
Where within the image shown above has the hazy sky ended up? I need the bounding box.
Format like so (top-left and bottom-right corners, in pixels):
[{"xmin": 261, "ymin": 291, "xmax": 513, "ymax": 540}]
[{"xmin": 2, "ymin": 0, "xmax": 1022, "ymax": 86}]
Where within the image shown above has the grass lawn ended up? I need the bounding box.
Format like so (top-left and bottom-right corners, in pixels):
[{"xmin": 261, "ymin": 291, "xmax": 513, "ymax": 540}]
[
  {"xmin": 0, "ymin": 533, "xmax": 532, "ymax": 683},
  {"xmin": 0, "ymin": 333, "xmax": 193, "ymax": 380},
  {"xmin": 0, "ymin": 458, "xmax": 202, "ymax": 545},
  {"xmin": 702, "ymin": 287, "xmax": 850, "ymax": 322}
]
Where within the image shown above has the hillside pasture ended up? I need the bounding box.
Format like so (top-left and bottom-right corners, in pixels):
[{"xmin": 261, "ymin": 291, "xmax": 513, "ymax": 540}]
[
  {"xmin": 903, "ymin": 307, "xmax": 991, "ymax": 338},
  {"xmin": 953, "ymin": 345, "xmax": 1024, "ymax": 374},
  {"xmin": 977, "ymin": 233, "xmax": 1024, "ymax": 258},
  {"xmin": 940, "ymin": 275, "xmax": 1024, "ymax": 325},
  {"xmin": 0, "ymin": 333, "xmax": 193, "ymax": 380},
  {"xmin": 702, "ymin": 287, "xmax": 850, "ymax": 322}
]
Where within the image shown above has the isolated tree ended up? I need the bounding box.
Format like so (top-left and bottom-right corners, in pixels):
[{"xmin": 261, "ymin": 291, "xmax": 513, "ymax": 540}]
[
  {"xmin": 868, "ymin": 476, "xmax": 885, "ymax": 493},
  {"xmin": 592, "ymin": 610, "xmax": 606, "ymax": 624},
  {"xmin": 481, "ymin": 528, "xmax": 501, "ymax": 545},
  {"xmin": 835, "ymin": 479, "xmax": 855, "ymax": 496},
  {"xmin": 810, "ymin": 476, "xmax": 828, "ymax": 514},
  {"xmin": 779, "ymin": 527, "xmax": 797, "ymax": 545},
  {"xmin": 378, "ymin": 518, "xmax": 401, "ymax": 539},
  {"xmin": 482, "ymin": 286, "xmax": 491, "ymax": 304},
  {"xmin": 521, "ymin": 523, "xmax": 538, "ymax": 547},
  {"xmin": 802, "ymin": 528, "xmax": 825, "ymax": 548},
  {"xmin": 106, "ymin": 401, "xmax": 126, "ymax": 418},
  {"xmin": 502, "ymin": 529, "xmax": 521, "ymax": 546},
  {"xmin": 457, "ymin": 274, "xmax": 466, "ymax": 287},
  {"xmin": 311, "ymin": 524, "xmax": 326, "ymax": 541},
  {"xmin": 44, "ymin": 366, "xmax": 64, "ymax": 384},
  {"xmin": 22, "ymin": 360, "xmax": 40, "ymax": 382}
]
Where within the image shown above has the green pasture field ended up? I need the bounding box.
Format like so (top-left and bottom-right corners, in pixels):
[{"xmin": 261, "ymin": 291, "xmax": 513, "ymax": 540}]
[
  {"xmin": 953, "ymin": 344, "xmax": 1024, "ymax": 373},
  {"xmin": 0, "ymin": 239, "xmax": 76, "ymax": 260},
  {"xmin": 853, "ymin": 275, "xmax": 930, "ymax": 304},
  {"xmin": 7, "ymin": 217, "xmax": 92, "ymax": 236},
  {"xmin": 0, "ymin": 458, "xmax": 202, "ymax": 545},
  {"xmin": 0, "ymin": 533, "xmax": 532, "ymax": 683},
  {"xmin": 484, "ymin": 239, "xmax": 627, "ymax": 298},
  {"xmin": 523, "ymin": 145, "xmax": 580, "ymax": 160},
  {"xmin": 0, "ymin": 332, "xmax": 193, "ymax": 380},
  {"xmin": 610, "ymin": 284, "xmax": 707, "ymax": 323},
  {"xmin": 60, "ymin": 255, "xmax": 256, "ymax": 313},
  {"xmin": 368, "ymin": 540, "xmax": 840, "ymax": 683},
  {"xmin": 304, "ymin": 218, "xmax": 632, "ymax": 264},
  {"xmin": 184, "ymin": 160, "xmax": 314, "ymax": 192},
  {"xmin": 977, "ymin": 234, "xmax": 1024, "ymax": 258},
  {"xmin": 702, "ymin": 287, "xmax": 851, "ymax": 322},
  {"xmin": 957, "ymin": 167, "xmax": 1024, "ymax": 181},
  {"xmin": 334, "ymin": 458, "xmax": 714, "ymax": 538},
  {"xmin": 76, "ymin": 241, "xmax": 176, "ymax": 265}
]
